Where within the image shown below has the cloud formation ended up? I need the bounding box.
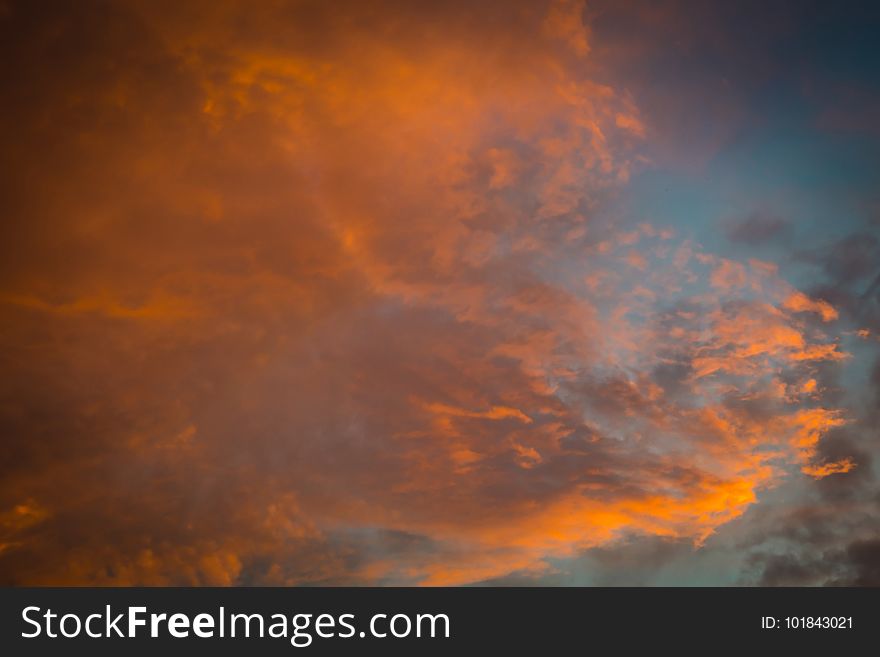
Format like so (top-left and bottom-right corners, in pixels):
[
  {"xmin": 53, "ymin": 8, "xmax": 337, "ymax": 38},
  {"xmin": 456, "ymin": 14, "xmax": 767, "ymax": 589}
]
[{"xmin": 0, "ymin": 0, "xmax": 869, "ymax": 585}]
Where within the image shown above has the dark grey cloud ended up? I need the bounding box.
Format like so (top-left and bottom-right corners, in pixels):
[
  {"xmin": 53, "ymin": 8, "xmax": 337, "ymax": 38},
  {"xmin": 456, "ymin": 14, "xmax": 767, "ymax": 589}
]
[{"xmin": 725, "ymin": 212, "xmax": 791, "ymax": 246}]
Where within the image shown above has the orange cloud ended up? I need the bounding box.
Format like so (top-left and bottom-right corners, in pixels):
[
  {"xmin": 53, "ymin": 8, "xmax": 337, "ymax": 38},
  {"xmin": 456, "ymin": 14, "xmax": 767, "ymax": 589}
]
[
  {"xmin": 801, "ymin": 458, "xmax": 856, "ymax": 479},
  {"xmin": 0, "ymin": 0, "xmax": 858, "ymax": 586},
  {"xmin": 783, "ymin": 290, "xmax": 839, "ymax": 322}
]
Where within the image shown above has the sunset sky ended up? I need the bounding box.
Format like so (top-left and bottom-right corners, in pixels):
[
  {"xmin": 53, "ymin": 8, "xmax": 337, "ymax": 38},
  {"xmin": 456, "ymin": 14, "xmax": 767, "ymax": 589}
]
[{"xmin": 1, "ymin": 0, "xmax": 879, "ymax": 586}]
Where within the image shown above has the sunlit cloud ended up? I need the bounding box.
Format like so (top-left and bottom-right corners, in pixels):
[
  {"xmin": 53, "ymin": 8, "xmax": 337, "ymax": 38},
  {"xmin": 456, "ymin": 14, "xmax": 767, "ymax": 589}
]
[{"xmin": 0, "ymin": 0, "xmax": 872, "ymax": 586}]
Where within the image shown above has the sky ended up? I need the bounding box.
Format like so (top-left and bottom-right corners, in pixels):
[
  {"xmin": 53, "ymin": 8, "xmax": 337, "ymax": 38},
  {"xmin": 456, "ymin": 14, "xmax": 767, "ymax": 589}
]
[{"xmin": 1, "ymin": 0, "xmax": 878, "ymax": 586}]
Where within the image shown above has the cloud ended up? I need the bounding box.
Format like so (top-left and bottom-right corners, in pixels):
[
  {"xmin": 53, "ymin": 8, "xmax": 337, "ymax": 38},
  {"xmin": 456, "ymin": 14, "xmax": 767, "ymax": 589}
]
[
  {"xmin": 843, "ymin": 539, "xmax": 880, "ymax": 586},
  {"xmin": 0, "ymin": 0, "xmax": 867, "ymax": 586},
  {"xmin": 725, "ymin": 213, "xmax": 792, "ymax": 246}
]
